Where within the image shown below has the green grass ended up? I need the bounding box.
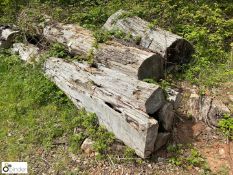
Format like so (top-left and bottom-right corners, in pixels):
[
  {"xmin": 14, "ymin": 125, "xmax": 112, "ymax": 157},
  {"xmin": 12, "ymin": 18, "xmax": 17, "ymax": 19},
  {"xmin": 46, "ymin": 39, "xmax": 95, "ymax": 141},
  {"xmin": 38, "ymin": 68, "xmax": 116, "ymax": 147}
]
[
  {"xmin": 166, "ymin": 144, "xmax": 210, "ymax": 172},
  {"xmin": 0, "ymin": 50, "xmax": 114, "ymax": 162},
  {"xmin": 4, "ymin": 0, "xmax": 231, "ymax": 88}
]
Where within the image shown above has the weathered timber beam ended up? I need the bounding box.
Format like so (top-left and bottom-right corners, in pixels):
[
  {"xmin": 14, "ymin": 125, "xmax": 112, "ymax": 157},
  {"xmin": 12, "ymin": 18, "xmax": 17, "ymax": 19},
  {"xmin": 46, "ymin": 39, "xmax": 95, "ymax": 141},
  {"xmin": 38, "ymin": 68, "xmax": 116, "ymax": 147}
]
[{"xmin": 44, "ymin": 57, "xmax": 166, "ymax": 158}]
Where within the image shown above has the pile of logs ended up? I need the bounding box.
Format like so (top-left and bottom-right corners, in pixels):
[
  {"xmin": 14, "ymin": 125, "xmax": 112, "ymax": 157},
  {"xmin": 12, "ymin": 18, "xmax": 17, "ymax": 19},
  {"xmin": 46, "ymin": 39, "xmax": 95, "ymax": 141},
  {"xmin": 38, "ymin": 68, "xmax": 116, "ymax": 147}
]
[
  {"xmin": 1, "ymin": 11, "xmax": 194, "ymax": 158},
  {"xmin": 43, "ymin": 22, "xmax": 164, "ymax": 81}
]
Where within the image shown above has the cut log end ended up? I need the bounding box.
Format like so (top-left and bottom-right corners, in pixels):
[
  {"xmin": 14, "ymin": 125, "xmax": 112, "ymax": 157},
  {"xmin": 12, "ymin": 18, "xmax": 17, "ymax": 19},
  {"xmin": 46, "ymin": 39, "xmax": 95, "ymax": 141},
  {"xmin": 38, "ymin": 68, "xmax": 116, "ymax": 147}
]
[
  {"xmin": 166, "ymin": 39, "xmax": 194, "ymax": 65},
  {"xmin": 138, "ymin": 54, "xmax": 164, "ymax": 81},
  {"xmin": 146, "ymin": 88, "xmax": 165, "ymax": 114}
]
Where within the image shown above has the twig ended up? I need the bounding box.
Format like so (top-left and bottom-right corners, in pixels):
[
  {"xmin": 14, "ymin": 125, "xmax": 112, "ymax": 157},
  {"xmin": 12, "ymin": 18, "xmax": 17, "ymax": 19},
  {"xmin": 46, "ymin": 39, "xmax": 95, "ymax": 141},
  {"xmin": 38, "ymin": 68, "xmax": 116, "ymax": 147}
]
[
  {"xmin": 108, "ymin": 155, "xmax": 116, "ymax": 169},
  {"xmin": 116, "ymin": 157, "xmax": 141, "ymax": 160}
]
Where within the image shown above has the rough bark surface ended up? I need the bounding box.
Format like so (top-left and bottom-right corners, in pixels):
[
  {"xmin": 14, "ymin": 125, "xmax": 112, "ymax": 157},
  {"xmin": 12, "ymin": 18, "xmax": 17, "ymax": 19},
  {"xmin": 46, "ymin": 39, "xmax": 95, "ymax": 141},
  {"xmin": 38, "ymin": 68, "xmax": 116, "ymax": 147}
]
[
  {"xmin": 103, "ymin": 10, "xmax": 194, "ymax": 65},
  {"xmin": 43, "ymin": 23, "xmax": 164, "ymax": 80},
  {"xmin": 184, "ymin": 93, "xmax": 230, "ymax": 126},
  {"xmin": 44, "ymin": 57, "xmax": 166, "ymax": 158},
  {"xmin": 0, "ymin": 26, "xmax": 19, "ymax": 48}
]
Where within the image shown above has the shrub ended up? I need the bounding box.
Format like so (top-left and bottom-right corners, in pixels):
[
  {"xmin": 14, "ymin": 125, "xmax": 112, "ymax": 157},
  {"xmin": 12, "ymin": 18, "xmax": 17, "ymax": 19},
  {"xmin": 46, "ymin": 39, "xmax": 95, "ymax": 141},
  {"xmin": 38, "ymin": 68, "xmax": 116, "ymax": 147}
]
[{"xmin": 218, "ymin": 113, "xmax": 233, "ymax": 140}]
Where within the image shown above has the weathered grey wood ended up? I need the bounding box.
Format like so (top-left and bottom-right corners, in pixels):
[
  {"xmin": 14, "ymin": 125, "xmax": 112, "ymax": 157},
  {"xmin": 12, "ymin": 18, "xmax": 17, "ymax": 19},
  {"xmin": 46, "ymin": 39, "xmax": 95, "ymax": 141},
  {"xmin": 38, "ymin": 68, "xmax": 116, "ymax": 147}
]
[
  {"xmin": 103, "ymin": 10, "xmax": 194, "ymax": 64},
  {"xmin": 43, "ymin": 23, "xmax": 164, "ymax": 80},
  {"xmin": 45, "ymin": 57, "xmax": 165, "ymax": 114},
  {"xmin": 12, "ymin": 43, "xmax": 40, "ymax": 63},
  {"xmin": 0, "ymin": 26, "xmax": 19, "ymax": 48},
  {"xmin": 44, "ymin": 57, "xmax": 164, "ymax": 158}
]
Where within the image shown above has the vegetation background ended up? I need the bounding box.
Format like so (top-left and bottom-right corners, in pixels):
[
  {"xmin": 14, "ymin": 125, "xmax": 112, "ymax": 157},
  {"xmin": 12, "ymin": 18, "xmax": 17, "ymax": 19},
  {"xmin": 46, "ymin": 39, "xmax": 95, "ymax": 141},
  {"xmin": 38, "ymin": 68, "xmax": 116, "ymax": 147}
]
[{"xmin": 1, "ymin": 0, "xmax": 233, "ymax": 87}]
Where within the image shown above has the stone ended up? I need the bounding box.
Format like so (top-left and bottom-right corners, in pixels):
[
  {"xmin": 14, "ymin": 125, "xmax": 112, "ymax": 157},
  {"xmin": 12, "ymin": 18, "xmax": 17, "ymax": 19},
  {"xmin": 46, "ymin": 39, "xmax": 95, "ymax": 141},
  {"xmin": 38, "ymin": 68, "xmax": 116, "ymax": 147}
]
[
  {"xmin": 208, "ymin": 99, "xmax": 230, "ymax": 126},
  {"xmin": 158, "ymin": 103, "xmax": 174, "ymax": 131},
  {"xmin": 185, "ymin": 92, "xmax": 230, "ymax": 126},
  {"xmin": 12, "ymin": 43, "xmax": 40, "ymax": 63},
  {"xmin": 81, "ymin": 138, "xmax": 95, "ymax": 154},
  {"xmin": 157, "ymin": 157, "xmax": 165, "ymax": 162},
  {"xmin": 111, "ymin": 143, "xmax": 125, "ymax": 151},
  {"xmin": 154, "ymin": 132, "xmax": 171, "ymax": 151},
  {"xmin": 218, "ymin": 148, "xmax": 225, "ymax": 158},
  {"xmin": 199, "ymin": 96, "xmax": 212, "ymax": 123},
  {"xmin": 186, "ymin": 93, "xmax": 200, "ymax": 119},
  {"xmin": 187, "ymin": 93, "xmax": 211, "ymax": 121}
]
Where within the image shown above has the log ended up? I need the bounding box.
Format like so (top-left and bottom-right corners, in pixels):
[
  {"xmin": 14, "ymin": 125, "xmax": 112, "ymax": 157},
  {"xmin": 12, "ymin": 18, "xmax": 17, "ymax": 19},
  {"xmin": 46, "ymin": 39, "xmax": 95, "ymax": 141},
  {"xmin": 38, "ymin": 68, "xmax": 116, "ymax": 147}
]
[
  {"xmin": 44, "ymin": 57, "xmax": 166, "ymax": 158},
  {"xmin": 103, "ymin": 10, "xmax": 194, "ymax": 65},
  {"xmin": 45, "ymin": 57, "xmax": 165, "ymax": 114},
  {"xmin": 0, "ymin": 26, "xmax": 19, "ymax": 48},
  {"xmin": 43, "ymin": 23, "xmax": 164, "ymax": 80}
]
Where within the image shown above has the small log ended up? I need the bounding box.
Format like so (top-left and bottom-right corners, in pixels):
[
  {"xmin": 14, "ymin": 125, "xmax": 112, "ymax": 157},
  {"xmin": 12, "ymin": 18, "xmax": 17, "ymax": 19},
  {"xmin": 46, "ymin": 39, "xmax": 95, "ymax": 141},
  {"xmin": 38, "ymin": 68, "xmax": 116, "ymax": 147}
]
[
  {"xmin": 103, "ymin": 10, "xmax": 194, "ymax": 65},
  {"xmin": 43, "ymin": 23, "xmax": 164, "ymax": 80},
  {"xmin": 44, "ymin": 57, "xmax": 165, "ymax": 158},
  {"xmin": 0, "ymin": 26, "xmax": 19, "ymax": 48}
]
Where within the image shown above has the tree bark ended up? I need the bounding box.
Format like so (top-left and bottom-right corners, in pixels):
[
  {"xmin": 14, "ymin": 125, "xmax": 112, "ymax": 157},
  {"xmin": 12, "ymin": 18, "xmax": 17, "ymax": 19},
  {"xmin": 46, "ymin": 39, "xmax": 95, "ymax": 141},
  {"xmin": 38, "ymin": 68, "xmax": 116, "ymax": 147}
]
[
  {"xmin": 103, "ymin": 10, "xmax": 194, "ymax": 65},
  {"xmin": 44, "ymin": 57, "xmax": 166, "ymax": 158},
  {"xmin": 43, "ymin": 23, "xmax": 164, "ymax": 80}
]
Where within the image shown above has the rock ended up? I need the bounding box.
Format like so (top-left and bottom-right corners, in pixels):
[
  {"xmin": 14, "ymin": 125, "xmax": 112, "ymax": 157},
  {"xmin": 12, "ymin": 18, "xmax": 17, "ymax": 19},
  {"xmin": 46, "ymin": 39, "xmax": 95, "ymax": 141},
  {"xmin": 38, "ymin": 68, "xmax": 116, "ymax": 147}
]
[
  {"xmin": 158, "ymin": 103, "xmax": 174, "ymax": 131},
  {"xmin": 186, "ymin": 93, "xmax": 211, "ymax": 121},
  {"xmin": 166, "ymin": 88, "xmax": 182, "ymax": 109},
  {"xmin": 154, "ymin": 132, "xmax": 171, "ymax": 151},
  {"xmin": 208, "ymin": 99, "xmax": 230, "ymax": 126},
  {"xmin": 185, "ymin": 93, "xmax": 230, "ymax": 126},
  {"xmin": 187, "ymin": 93, "xmax": 200, "ymax": 119},
  {"xmin": 157, "ymin": 157, "xmax": 165, "ymax": 162},
  {"xmin": 111, "ymin": 143, "xmax": 125, "ymax": 151},
  {"xmin": 12, "ymin": 43, "xmax": 40, "ymax": 63},
  {"xmin": 81, "ymin": 138, "xmax": 95, "ymax": 154},
  {"xmin": 218, "ymin": 148, "xmax": 225, "ymax": 158}
]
